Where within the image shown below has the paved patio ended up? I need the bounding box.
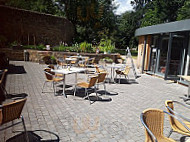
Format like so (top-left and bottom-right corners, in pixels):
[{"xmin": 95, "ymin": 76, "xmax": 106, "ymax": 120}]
[{"xmin": 1, "ymin": 61, "xmax": 189, "ymax": 142}]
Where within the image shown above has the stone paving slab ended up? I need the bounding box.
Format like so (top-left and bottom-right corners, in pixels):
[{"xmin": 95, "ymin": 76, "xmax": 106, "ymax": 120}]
[{"xmin": 0, "ymin": 61, "xmax": 189, "ymax": 142}]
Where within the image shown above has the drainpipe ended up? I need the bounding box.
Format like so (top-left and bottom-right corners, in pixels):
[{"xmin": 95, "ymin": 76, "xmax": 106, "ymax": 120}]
[{"xmin": 141, "ymin": 36, "xmax": 147, "ymax": 73}]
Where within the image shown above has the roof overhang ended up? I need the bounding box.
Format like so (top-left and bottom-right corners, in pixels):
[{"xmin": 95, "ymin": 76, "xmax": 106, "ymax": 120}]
[{"xmin": 135, "ymin": 19, "xmax": 190, "ymax": 37}]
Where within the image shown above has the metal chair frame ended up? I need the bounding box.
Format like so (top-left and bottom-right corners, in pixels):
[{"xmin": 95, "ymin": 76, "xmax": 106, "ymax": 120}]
[
  {"xmin": 140, "ymin": 108, "xmax": 189, "ymax": 142},
  {"xmin": 0, "ymin": 98, "xmax": 29, "ymax": 142},
  {"xmin": 42, "ymin": 69, "xmax": 63, "ymax": 96},
  {"xmin": 165, "ymin": 100, "xmax": 190, "ymax": 137}
]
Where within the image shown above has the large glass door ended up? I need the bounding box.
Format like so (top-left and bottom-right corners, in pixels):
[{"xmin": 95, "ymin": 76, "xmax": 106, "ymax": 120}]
[
  {"xmin": 157, "ymin": 36, "xmax": 169, "ymax": 75},
  {"xmin": 165, "ymin": 32, "xmax": 188, "ymax": 80},
  {"xmin": 149, "ymin": 36, "xmax": 158, "ymax": 73}
]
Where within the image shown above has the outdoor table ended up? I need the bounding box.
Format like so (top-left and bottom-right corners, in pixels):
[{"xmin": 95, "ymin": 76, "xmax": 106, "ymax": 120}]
[
  {"xmin": 65, "ymin": 57, "xmax": 77, "ymax": 67},
  {"xmin": 51, "ymin": 67, "xmax": 86, "ymax": 98},
  {"xmin": 106, "ymin": 63, "xmax": 125, "ymax": 83},
  {"xmin": 178, "ymin": 75, "xmax": 190, "ymax": 101}
]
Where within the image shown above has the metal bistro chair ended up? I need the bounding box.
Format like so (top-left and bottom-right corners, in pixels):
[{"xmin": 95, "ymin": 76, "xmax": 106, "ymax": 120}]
[
  {"xmin": 74, "ymin": 75, "xmax": 98, "ymax": 104},
  {"xmin": 165, "ymin": 100, "xmax": 190, "ymax": 137},
  {"xmin": 78, "ymin": 57, "xmax": 89, "ymax": 68},
  {"xmin": 140, "ymin": 108, "xmax": 183, "ymax": 142},
  {"xmin": 42, "ymin": 68, "xmax": 63, "ymax": 96},
  {"xmin": 0, "ymin": 98, "xmax": 29, "ymax": 142},
  {"xmin": 96, "ymin": 72, "xmax": 107, "ymax": 96},
  {"xmin": 115, "ymin": 66, "xmax": 130, "ymax": 84},
  {"xmin": 47, "ymin": 65, "xmax": 63, "ymax": 77},
  {"xmin": 0, "ymin": 69, "xmax": 8, "ymax": 97}
]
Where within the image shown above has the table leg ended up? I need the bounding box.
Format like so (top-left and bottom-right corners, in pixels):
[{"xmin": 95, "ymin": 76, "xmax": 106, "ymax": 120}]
[{"xmin": 62, "ymin": 74, "xmax": 67, "ymax": 98}]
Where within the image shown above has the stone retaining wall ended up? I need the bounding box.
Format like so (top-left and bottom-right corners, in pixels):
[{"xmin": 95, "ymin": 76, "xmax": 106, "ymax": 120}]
[
  {"xmin": 0, "ymin": 48, "xmax": 122, "ymax": 63},
  {"xmin": 27, "ymin": 49, "xmax": 121, "ymax": 64}
]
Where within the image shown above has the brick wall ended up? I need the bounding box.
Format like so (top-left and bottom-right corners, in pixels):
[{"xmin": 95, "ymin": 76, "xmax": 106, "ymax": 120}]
[{"xmin": 0, "ymin": 5, "xmax": 75, "ymax": 47}]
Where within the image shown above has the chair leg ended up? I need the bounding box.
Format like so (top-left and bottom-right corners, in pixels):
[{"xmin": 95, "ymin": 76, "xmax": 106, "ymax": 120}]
[
  {"xmin": 104, "ymin": 83, "xmax": 106, "ymax": 95},
  {"xmin": 94, "ymin": 86, "xmax": 98, "ymax": 100},
  {"xmin": 21, "ymin": 116, "xmax": 29, "ymax": 142},
  {"xmin": 119, "ymin": 75, "xmax": 121, "ymax": 84},
  {"xmin": 53, "ymin": 82, "xmax": 56, "ymax": 96},
  {"xmin": 42, "ymin": 81, "xmax": 47, "ymax": 93},
  {"xmin": 167, "ymin": 129, "xmax": 173, "ymax": 138},
  {"xmin": 86, "ymin": 88, "xmax": 91, "ymax": 104},
  {"xmin": 74, "ymin": 86, "xmax": 77, "ymax": 96}
]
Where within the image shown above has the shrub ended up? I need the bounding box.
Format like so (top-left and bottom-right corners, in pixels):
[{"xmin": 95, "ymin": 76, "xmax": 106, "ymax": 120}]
[
  {"xmin": 98, "ymin": 39, "xmax": 115, "ymax": 53},
  {"xmin": 79, "ymin": 41, "xmax": 92, "ymax": 53}
]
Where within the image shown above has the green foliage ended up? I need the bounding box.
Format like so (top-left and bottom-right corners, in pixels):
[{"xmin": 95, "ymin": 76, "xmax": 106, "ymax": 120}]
[
  {"xmin": 98, "ymin": 38, "xmax": 115, "ymax": 53},
  {"xmin": 79, "ymin": 41, "xmax": 92, "ymax": 53},
  {"xmin": 4, "ymin": 0, "xmax": 65, "ymax": 16},
  {"xmin": 50, "ymin": 55, "xmax": 56, "ymax": 60},
  {"xmin": 177, "ymin": 1, "xmax": 190, "ymax": 20}
]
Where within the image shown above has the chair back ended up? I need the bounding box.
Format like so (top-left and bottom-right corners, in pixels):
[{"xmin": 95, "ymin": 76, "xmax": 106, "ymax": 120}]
[
  {"xmin": 97, "ymin": 72, "xmax": 107, "ymax": 83},
  {"xmin": 48, "ymin": 65, "xmax": 55, "ymax": 70},
  {"xmin": 0, "ymin": 69, "xmax": 8, "ymax": 84},
  {"xmin": 141, "ymin": 109, "xmax": 164, "ymax": 142},
  {"xmin": 1, "ymin": 98, "xmax": 27, "ymax": 124},
  {"xmin": 88, "ymin": 57, "xmax": 95, "ymax": 64},
  {"xmin": 88, "ymin": 76, "xmax": 98, "ymax": 88},
  {"xmin": 124, "ymin": 66, "xmax": 130, "ymax": 75},
  {"xmin": 165, "ymin": 100, "xmax": 188, "ymax": 133},
  {"xmin": 71, "ymin": 57, "xmax": 78, "ymax": 64},
  {"xmin": 44, "ymin": 68, "xmax": 54, "ymax": 80}
]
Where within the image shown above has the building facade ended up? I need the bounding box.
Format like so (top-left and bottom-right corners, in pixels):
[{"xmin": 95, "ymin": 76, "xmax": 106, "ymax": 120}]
[{"xmin": 135, "ymin": 19, "xmax": 190, "ymax": 84}]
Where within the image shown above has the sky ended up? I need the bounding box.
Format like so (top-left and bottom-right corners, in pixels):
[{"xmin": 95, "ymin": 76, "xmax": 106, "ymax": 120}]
[{"xmin": 113, "ymin": 0, "xmax": 133, "ymax": 15}]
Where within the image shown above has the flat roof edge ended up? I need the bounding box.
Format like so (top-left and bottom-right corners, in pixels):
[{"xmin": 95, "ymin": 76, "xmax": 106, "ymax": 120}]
[{"xmin": 135, "ymin": 19, "xmax": 190, "ymax": 36}]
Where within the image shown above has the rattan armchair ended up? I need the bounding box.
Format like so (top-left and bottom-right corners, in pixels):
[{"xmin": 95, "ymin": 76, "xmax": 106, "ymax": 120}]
[
  {"xmin": 42, "ymin": 68, "xmax": 63, "ymax": 96},
  {"xmin": 0, "ymin": 98, "xmax": 29, "ymax": 142},
  {"xmin": 141, "ymin": 108, "xmax": 177, "ymax": 142},
  {"xmin": 0, "ymin": 69, "xmax": 8, "ymax": 97},
  {"xmin": 74, "ymin": 75, "xmax": 98, "ymax": 104},
  {"xmin": 115, "ymin": 66, "xmax": 130, "ymax": 84},
  {"xmin": 165, "ymin": 100, "xmax": 190, "ymax": 137}
]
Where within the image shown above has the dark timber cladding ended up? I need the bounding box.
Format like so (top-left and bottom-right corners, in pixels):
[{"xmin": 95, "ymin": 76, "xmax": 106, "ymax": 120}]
[{"xmin": 135, "ymin": 19, "xmax": 190, "ymax": 36}]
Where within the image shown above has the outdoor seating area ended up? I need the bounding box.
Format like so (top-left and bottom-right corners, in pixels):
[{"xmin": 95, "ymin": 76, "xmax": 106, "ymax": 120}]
[{"xmin": 0, "ymin": 60, "xmax": 189, "ymax": 142}]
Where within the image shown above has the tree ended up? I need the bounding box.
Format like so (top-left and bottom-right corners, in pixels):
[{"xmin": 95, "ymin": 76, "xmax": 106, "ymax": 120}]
[
  {"xmin": 140, "ymin": 0, "xmax": 185, "ymax": 27},
  {"xmin": 4, "ymin": 0, "xmax": 64, "ymax": 16},
  {"xmin": 177, "ymin": 0, "xmax": 190, "ymax": 20}
]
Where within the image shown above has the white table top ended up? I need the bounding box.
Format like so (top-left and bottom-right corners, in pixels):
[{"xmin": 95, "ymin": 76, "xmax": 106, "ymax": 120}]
[
  {"xmin": 178, "ymin": 75, "xmax": 190, "ymax": 82},
  {"xmin": 106, "ymin": 64, "xmax": 125, "ymax": 68},
  {"xmin": 52, "ymin": 67, "xmax": 86, "ymax": 74},
  {"xmin": 65, "ymin": 58, "xmax": 77, "ymax": 61}
]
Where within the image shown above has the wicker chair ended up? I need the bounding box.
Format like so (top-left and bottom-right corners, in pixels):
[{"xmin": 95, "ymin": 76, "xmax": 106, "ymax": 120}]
[
  {"xmin": 140, "ymin": 108, "xmax": 176, "ymax": 142},
  {"xmin": 165, "ymin": 100, "xmax": 190, "ymax": 137},
  {"xmin": 42, "ymin": 68, "xmax": 63, "ymax": 96},
  {"xmin": 74, "ymin": 75, "xmax": 98, "ymax": 104},
  {"xmin": 78, "ymin": 57, "xmax": 89, "ymax": 68},
  {"xmin": 115, "ymin": 66, "xmax": 130, "ymax": 84},
  {"xmin": 0, "ymin": 98, "xmax": 29, "ymax": 142},
  {"xmin": 47, "ymin": 65, "xmax": 63, "ymax": 77},
  {"xmin": 87, "ymin": 57, "xmax": 95, "ymax": 65},
  {"xmin": 96, "ymin": 72, "xmax": 107, "ymax": 96},
  {"xmin": 0, "ymin": 69, "xmax": 8, "ymax": 97}
]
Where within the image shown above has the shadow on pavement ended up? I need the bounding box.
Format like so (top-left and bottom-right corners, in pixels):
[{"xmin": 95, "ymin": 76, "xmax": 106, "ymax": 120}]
[
  {"xmin": 6, "ymin": 130, "xmax": 60, "ymax": 142},
  {"xmin": 8, "ymin": 64, "xmax": 27, "ymax": 74}
]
